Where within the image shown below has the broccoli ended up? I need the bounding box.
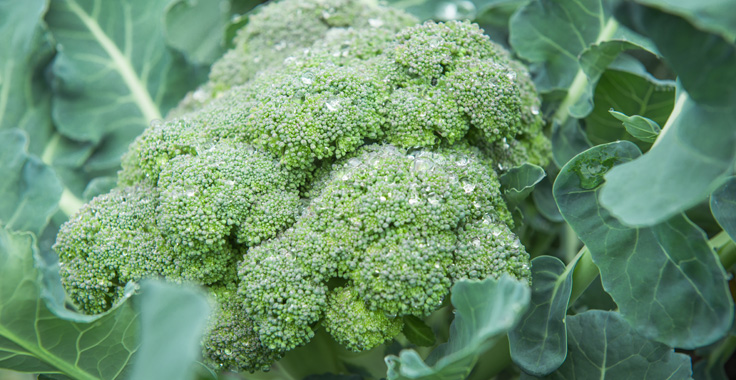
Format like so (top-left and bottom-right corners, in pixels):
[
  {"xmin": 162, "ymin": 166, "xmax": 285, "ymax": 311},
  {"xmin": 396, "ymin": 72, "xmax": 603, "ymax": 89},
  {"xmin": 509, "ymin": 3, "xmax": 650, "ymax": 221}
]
[{"xmin": 53, "ymin": 0, "xmax": 549, "ymax": 374}]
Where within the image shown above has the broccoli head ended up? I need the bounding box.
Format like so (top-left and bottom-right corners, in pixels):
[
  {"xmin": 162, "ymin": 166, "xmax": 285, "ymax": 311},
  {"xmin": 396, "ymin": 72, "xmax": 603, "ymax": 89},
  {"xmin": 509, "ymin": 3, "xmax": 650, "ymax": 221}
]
[{"xmin": 54, "ymin": 0, "xmax": 548, "ymax": 374}]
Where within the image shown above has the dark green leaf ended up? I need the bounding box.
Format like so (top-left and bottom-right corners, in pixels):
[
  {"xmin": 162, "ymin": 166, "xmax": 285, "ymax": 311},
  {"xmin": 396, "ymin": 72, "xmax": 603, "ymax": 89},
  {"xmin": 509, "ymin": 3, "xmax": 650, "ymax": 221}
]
[
  {"xmin": 0, "ymin": 0, "xmax": 55, "ymax": 156},
  {"xmin": 164, "ymin": 0, "xmax": 231, "ymax": 65},
  {"xmin": 45, "ymin": 0, "xmax": 200, "ymax": 144},
  {"xmin": 529, "ymin": 311, "xmax": 692, "ymax": 379},
  {"xmin": 600, "ymin": 86, "xmax": 736, "ymax": 225},
  {"xmin": 618, "ymin": 4, "xmax": 736, "ymax": 108},
  {"xmin": 554, "ymin": 142, "xmax": 734, "ymax": 348},
  {"xmin": 402, "ymin": 316, "xmax": 436, "ymax": 347},
  {"xmin": 532, "ymin": 177, "xmax": 563, "ymax": 223},
  {"xmin": 584, "ymin": 68, "xmax": 675, "ymax": 148},
  {"xmin": 129, "ymin": 280, "xmax": 211, "ymax": 380},
  {"xmin": 385, "ymin": 276, "xmax": 530, "ymax": 380},
  {"xmin": 0, "ymin": 228, "xmax": 139, "ymax": 379},
  {"xmin": 634, "ymin": 0, "xmax": 736, "ymax": 43},
  {"xmin": 711, "ymin": 177, "xmax": 736, "ymax": 241},
  {"xmin": 509, "ymin": 256, "xmax": 573, "ymax": 376},
  {"xmin": 0, "ymin": 129, "xmax": 62, "ymax": 234},
  {"xmin": 499, "ymin": 164, "xmax": 546, "ymax": 205},
  {"xmin": 609, "ymin": 110, "xmax": 661, "ymax": 143},
  {"xmin": 569, "ymin": 275, "xmax": 617, "ymax": 313},
  {"xmin": 551, "ymin": 119, "xmax": 591, "ymax": 168}
]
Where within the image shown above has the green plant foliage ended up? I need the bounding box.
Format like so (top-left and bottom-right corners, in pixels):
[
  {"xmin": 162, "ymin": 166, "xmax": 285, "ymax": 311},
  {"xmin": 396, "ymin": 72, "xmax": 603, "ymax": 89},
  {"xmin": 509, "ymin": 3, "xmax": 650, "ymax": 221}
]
[
  {"xmin": 499, "ymin": 163, "xmax": 546, "ymax": 204},
  {"xmin": 526, "ymin": 311, "xmax": 693, "ymax": 379},
  {"xmin": 0, "ymin": 129, "xmax": 62, "ymax": 234},
  {"xmin": 711, "ymin": 177, "xmax": 736, "ymax": 241},
  {"xmin": 0, "ymin": 228, "xmax": 138, "ymax": 379},
  {"xmin": 608, "ymin": 110, "xmax": 661, "ymax": 144},
  {"xmin": 45, "ymin": 0, "xmax": 200, "ymax": 169},
  {"xmin": 402, "ymin": 316, "xmax": 436, "ymax": 347},
  {"xmin": 385, "ymin": 276, "xmax": 530, "ymax": 380},
  {"xmin": 554, "ymin": 141, "xmax": 734, "ymax": 349},
  {"xmin": 0, "ymin": 0, "xmax": 54, "ymax": 155},
  {"xmin": 550, "ymin": 119, "xmax": 591, "ymax": 167},
  {"xmin": 508, "ymin": 256, "xmax": 573, "ymax": 376}
]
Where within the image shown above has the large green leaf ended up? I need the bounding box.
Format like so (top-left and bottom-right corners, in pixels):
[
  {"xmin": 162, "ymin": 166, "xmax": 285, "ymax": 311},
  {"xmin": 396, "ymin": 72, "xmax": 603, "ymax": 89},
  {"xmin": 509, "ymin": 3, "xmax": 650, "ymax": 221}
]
[
  {"xmin": 129, "ymin": 280, "xmax": 211, "ymax": 380},
  {"xmin": 550, "ymin": 119, "xmax": 591, "ymax": 167},
  {"xmin": 509, "ymin": 0, "xmax": 657, "ymax": 122},
  {"xmin": 634, "ymin": 0, "xmax": 736, "ymax": 42},
  {"xmin": 508, "ymin": 256, "xmax": 573, "ymax": 376},
  {"xmin": 0, "ymin": 129, "xmax": 62, "ymax": 234},
  {"xmin": 0, "ymin": 0, "xmax": 55, "ymax": 156},
  {"xmin": 45, "ymin": 0, "xmax": 200, "ymax": 155},
  {"xmin": 164, "ymin": 0, "xmax": 231, "ymax": 65},
  {"xmin": 385, "ymin": 276, "xmax": 530, "ymax": 380},
  {"xmin": 584, "ymin": 67, "xmax": 675, "ymax": 149},
  {"xmin": 528, "ymin": 311, "xmax": 692, "ymax": 379},
  {"xmin": 711, "ymin": 177, "xmax": 736, "ymax": 241},
  {"xmin": 499, "ymin": 163, "xmax": 546, "ymax": 205},
  {"xmin": 599, "ymin": 86, "xmax": 736, "ymax": 226},
  {"xmin": 0, "ymin": 228, "xmax": 138, "ymax": 379},
  {"xmin": 554, "ymin": 142, "xmax": 734, "ymax": 349}
]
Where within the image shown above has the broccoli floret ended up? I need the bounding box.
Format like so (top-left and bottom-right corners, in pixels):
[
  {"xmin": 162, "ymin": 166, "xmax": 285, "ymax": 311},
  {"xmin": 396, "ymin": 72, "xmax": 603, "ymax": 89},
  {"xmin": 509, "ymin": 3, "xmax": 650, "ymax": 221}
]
[{"xmin": 54, "ymin": 0, "xmax": 549, "ymax": 374}]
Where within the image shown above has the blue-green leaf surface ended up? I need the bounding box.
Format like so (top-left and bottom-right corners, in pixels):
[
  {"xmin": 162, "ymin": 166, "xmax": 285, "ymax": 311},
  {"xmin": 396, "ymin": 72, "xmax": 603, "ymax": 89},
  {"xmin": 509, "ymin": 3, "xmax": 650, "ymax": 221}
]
[
  {"xmin": 164, "ymin": 0, "xmax": 231, "ymax": 65},
  {"xmin": 0, "ymin": 129, "xmax": 62, "ymax": 234},
  {"xmin": 385, "ymin": 276, "xmax": 530, "ymax": 380},
  {"xmin": 0, "ymin": 228, "xmax": 138, "ymax": 379},
  {"xmin": 554, "ymin": 142, "xmax": 734, "ymax": 349},
  {"xmin": 45, "ymin": 0, "xmax": 200, "ymax": 168},
  {"xmin": 634, "ymin": 0, "xmax": 736, "ymax": 42},
  {"xmin": 129, "ymin": 281, "xmax": 211, "ymax": 380},
  {"xmin": 499, "ymin": 163, "xmax": 546, "ymax": 204},
  {"xmin": 528, "ymin": 311, "xmax": 692, "ymax": 379},
  {"xmin": 402, "ymin": 316, "xmax": 436, "ymax": 347},
  {"xmin": 0, "ymin": 0, "xmax": 55, "ymax": 156},
  {"xmin": 609, "ymin": 110, "xmax": 661, "ymax": 143},
  {"xmin": 551, "ymin": 119, "xmax": 591, "ymax": 168},
  {"xmin": 508, "ymin": 256, "xmax": 573, "ymax": 376},
  {"xmin": 711, "ymin": 177, "xmax": 736, "ymax": 241}
]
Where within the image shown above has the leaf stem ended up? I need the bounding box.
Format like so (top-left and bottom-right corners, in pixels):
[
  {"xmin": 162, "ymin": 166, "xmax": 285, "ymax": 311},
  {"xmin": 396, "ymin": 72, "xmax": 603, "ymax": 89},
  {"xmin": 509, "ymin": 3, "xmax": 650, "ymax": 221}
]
[
  {"xmin": 712, "ymin": 230, "xmax": 736, "ymax": 270},
  {"xmin": 41, "ymin": 132, "xmax": 85, "ymax": 217}
]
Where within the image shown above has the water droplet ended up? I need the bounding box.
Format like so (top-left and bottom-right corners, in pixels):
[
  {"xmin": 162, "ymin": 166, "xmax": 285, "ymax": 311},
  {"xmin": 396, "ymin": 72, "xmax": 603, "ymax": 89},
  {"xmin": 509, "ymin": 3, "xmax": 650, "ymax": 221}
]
[
  {"xmin": 301, "ymin": 71, "xmax": 315, "ymax": 85},
  {"xmin": 531, "ymin": 105, "xmax": 540, "ymax": 115},
  {"xmin": 274, "ymin": 41, "xmax": 287, "ymax": 51},
  {"xmin": 435, "ymin": 0, "xmax": 476, "ymax": 20},
  {"xmin": 428, "ymin": 192, "xmax": 440, "ymax": 205},
  {"xmin": 462, "ymin": 181, "xmax": 476, "ymax": 194},
  {"xmin": 347, "ymin": 158, "xmax": 361, "ymax": 167},
  {"xmin": 408, "ymin": 198, "xmax": 420, "ymax": 205},
  {"xmin": 573, "ymin": 155, "xmax": 617, "ymax": 189},
  {"xmin": 325, "ymin": 97, "xmax": 340, "ymax": 112},
  {"xmin": 413, "ymin": 157, "xmax": 435, "ymax": 173},
  {"xmin": 506, "ymin": 71, "xmax": 517, "ymax": 81},
  {"xmin": 472, "ymin": 238, "xmax": 481, "ymax": 248},
  {"xmin": 185, "ymin": 186, "xmax": 197, "ymax": 197},
  {"xmin": 368, "ymin": 18, "xmax": 384, "ymax": 28},
  {"xmin": 149, "ymin": 119, "xmax": 163, "ymax": 128},
  {"xmin": 455, "ymin": 155, "xmax": 470, "ymax": 167}
]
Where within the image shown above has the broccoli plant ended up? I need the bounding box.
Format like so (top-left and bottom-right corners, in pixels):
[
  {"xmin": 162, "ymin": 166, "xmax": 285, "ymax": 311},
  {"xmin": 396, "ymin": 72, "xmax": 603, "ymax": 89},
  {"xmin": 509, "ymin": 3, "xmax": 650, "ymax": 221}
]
[{"xmin": 0, "ymin": 0, "xmax": 734, "ymax": 379}]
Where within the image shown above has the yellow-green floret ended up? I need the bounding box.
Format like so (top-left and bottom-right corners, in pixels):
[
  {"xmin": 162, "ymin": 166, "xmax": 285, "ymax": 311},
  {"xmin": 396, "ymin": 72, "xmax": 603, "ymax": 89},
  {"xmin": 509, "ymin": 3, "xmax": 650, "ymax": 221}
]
[{"xmin": 54, "ymin": 0, "xmax": 548, "ymax": 374}]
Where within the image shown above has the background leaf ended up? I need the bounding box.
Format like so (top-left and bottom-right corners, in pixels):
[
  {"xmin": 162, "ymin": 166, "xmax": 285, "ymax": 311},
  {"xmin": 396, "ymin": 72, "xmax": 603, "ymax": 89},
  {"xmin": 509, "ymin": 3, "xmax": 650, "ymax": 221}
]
[
  {"xmin": 710, "ymin": 177, "xmax": 736, "ymax": 241},
  {"xmin": 633, "ymin": 0, "xmax": 736, "ymax": 43},
  {"xmin": 129, "ymin": 280, "xmax": 211, "ymax": 380},
  {"xmin": 402, "ymin": 316, "xmax": 436, "ymax": 347},
  {"xmin": 164, "ymin": 0, "xmax": 231, "ymax": 65},
  {"xmin": 499, "ymin": 163, "xmax": 546, "ymax": 205},
  {"xmin": 554, "ymin": 141, "xmax": 734, "ymax": 349},
  {"xmin": 0, "ymin": 228, "xmax": 139, "ymax": 379},
  {"xmin": 0, "ymin": 129, "xmax": 62, "ymax": 234},
  {"xmin": 550, "ymin": 119, "xmax": 591, "ymax": 168},
  {"xmin": 0, "ymin": 0, "xmax": 55, "ymax": 156},
  {"xmin": 608, "ymin": 110, "xmax": 661, "ymax": 143},
  {"xmin": 527, "ymin": 311, "xmax": 692, "ymax": 379},
  {"xmin": 385, "ymin": 276, "xmax": 530, "ymax": 380},
  {"xmin": 45, "ymin": 0, "xmax": 202, "ymax": 173},
  {"xmin": 508, "ymin": 256, "xmax": 573, "ymax": 376}
]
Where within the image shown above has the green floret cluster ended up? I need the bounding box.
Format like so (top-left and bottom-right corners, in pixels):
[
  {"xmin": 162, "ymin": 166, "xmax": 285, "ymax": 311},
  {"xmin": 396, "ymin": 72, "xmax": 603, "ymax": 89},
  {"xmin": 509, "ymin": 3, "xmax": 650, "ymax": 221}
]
[{"xmin": 54, "ymin": 0, "xmax": 549, "ymax": 374}]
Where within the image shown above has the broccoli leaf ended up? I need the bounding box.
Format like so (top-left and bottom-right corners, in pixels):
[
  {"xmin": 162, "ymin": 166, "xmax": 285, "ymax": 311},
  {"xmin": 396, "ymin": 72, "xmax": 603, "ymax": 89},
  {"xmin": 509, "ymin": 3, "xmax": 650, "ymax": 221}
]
[
  {"xmin": 402, "ymin": 316, "xmax": 436, "ymax": 347},
  {"xmin": 0, "ymin": 129, "xmax": 62, "ymax": 234},
  {"xmin": 129, "ymin": 280, "xmax": 211, "ymax": 380},
  {"xmin": 710, "ymin": 177, "xmax": 736, "ymax": 242},
  {"xmin": 0, "ymin": 0, "xmax": 55, "ymax": 156},
  {"xmin": 525, "ymin": 311, "xmax": 692, "ymax": 379},
  {"xmin": 0, "ymin": 228, "xmax": 138, "ymax": 379},
  {"xmin": 554, "ymin": 141, "xmax": 734, "ymax": 349},
  {"xmin": 632, "ymin": 0, "xmax": 736, "ymax": 44},
  {"xmin": 598, "ymin": 5, "xmax": 736, "ymax": 225},
  {"xmin": 0, "ymin": 227, "xmax": 211, "ymax": 379},
  {"xmin": 550, "ymin": 119, "xmax": 591, "ymax": 167},
  {"xmin": 508, "ymin": 256, "xmax": 573, "ymax": 376},
  {"xmin": 45, "ymin": 0, "xmax": 201, "ymax": 171},
  {"xmin": 385, "ymin": 275, "xmax": 530, "ymax": 380},
  {"xmin": 499, "ymin": 163, "xmax": 546, "ymax": 205},
  {"xmin": 608, "ymin": 110, "xmax": 661, "ymax": 144},
  {"xmin": 164, "ymin": 0, "xmax": 231, "ymax": 65}
]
